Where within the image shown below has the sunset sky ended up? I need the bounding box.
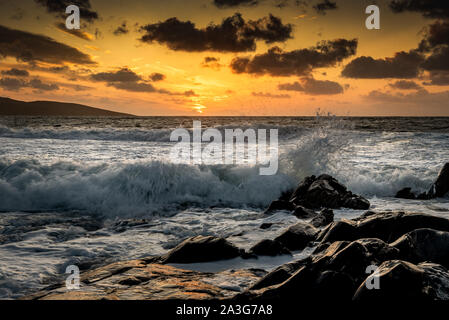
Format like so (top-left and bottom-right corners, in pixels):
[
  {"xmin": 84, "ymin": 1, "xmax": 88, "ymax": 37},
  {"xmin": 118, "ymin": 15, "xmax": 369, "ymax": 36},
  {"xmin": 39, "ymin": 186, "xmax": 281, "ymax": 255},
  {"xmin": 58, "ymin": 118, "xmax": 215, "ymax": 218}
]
[{"xmin": 1, "ymin": 0, "xmax": 449, "ymax": 116}]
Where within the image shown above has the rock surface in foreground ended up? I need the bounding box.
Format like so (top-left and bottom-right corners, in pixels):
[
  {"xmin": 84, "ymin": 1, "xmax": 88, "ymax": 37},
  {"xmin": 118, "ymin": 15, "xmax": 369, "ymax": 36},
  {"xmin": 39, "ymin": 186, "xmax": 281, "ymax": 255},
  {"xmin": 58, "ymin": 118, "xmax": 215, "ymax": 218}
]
[{"xmin": 24, "ymin": 262, "xmax": 265, "ymax": 300}]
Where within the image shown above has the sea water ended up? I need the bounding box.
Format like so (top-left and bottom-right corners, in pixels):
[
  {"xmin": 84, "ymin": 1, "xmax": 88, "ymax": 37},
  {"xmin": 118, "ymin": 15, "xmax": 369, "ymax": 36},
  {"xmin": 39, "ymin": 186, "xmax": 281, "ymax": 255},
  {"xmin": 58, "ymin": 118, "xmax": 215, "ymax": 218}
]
[{"xmin": 0, "ymin": 116, "xmax": 449, "ymax": 298}]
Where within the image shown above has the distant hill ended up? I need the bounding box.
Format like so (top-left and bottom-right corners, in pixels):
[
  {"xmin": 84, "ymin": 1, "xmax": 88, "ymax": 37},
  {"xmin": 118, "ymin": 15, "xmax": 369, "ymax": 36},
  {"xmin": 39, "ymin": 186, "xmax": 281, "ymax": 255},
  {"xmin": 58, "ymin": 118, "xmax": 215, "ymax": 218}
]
[{"xmin": 0, "ymin": 97, "xmax": 134, "ymax": 116}]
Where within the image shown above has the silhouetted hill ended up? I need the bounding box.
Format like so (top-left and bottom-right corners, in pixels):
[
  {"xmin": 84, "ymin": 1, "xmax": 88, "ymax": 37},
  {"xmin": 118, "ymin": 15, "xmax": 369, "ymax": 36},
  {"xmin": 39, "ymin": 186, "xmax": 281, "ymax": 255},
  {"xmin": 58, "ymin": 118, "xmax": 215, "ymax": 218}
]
[{"xmin": 0, "ymin": 97, "xmax": 134, "ymax": 116}]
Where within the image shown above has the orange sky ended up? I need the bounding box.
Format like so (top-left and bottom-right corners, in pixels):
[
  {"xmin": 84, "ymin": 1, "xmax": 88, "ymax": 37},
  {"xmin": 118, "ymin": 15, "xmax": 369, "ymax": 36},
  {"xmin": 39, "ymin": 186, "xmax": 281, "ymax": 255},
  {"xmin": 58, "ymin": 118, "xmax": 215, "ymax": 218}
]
[{"xmin": 1, "ymin": 0, "xmax": 449, "ymax": 116}]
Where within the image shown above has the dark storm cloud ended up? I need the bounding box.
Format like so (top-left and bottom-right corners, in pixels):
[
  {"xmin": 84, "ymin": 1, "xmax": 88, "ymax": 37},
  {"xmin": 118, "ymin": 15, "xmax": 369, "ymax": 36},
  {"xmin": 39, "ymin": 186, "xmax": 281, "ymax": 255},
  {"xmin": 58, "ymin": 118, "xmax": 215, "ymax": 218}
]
[
  {"xmin": 301, "ymin": 77, "xmax": 344, "ymax": 95},
  {"xmin": 139, "ymin": 13, "xmax": 292, "ymax": 52},
  {"xmin": 1, "ymin": 68, "xmax": 30, "ymax": 77},
  {"xmin": 278, "ymin": 81, "xmax": 303, "ymax": 91},
  {"xmin": 341, "ymin": 51, "xmax": 424, "ymax": 79},
  {"xmin": 213, "ymin": 0, "xmax": 260, "ymax": 8},
  {"xmin": 28, "ymin": 78, "xmax": 59, "ymax": 91},
  {"xmin": 0, "ymin": 77, "xmax": 26, "ymax": 91},
  {"xmin": 34, "ymin": 0, "xmax": 99, "ymax": 22},
  {"xmin": 90, "ymin": 68, "xmax": 170, "ymax": 93},
  {"xmin": 201, "ymin": 56, "xmax": 223, "ymax": 69},
  {"xmin": 0, "ymin": 25, "xmax": 95, "ymax": 65},
  {"xmin": 418, "ymin": 21, "xmax": 449, "ymax": 51},
  {"xmin": 230, "ymin": 38, "xmax": 357, "ymax": 76},
  {"xmin": 109, "ymin": 81, "xmax": 157, "ymax": 92},
  {"xmin": 426, "ymin": 71, "xmax": 449, "ymax": 85},
  {"xmin": 278, "ymin": 77, "xmax": 343, "ymax": 94},
  {"xmin": 418, "ymin": 21, "xmax": 449, "ymax": 72},
  {"xmin": 149, "ymin": 73, "xmax": 166, "ymax": 81},
  {"xmin": 252, "ymin": 92, "xmax": 291, "ymax": 98},
  {"xmin": 55, "ymin": 22, "xmax": 93, "ymax": 40},
  {"xmin": 91, "ymin": 68, "xmax": 142, "ymax": 83},
  {"xmin": 422, "ymin": 46, "xmax": 449, "ymax": 71},
  {"xmin": 113, "ymin": 22, "xmax": 129, "ymax": 36},
  {"xmin": 388, "ymin": 80, "xmax": 422, "ymax": 90},
  {"xmin": 0, "ymin": 77, "xmax": 59, "ymax": 91},
  {"xmin": 313, "ymin": 0, "xmax": 337, "ymax": 15},
  {"xmin": 389, "ymin": 0, "xmax": 449, "ymax": 19}
]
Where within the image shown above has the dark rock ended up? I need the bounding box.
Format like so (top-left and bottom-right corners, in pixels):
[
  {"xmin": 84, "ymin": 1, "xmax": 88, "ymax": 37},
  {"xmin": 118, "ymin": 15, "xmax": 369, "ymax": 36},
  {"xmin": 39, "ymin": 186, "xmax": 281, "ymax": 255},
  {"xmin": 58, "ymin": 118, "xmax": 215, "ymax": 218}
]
[
  {"xmin": 318, "ymin": 211, "xmax": 449, "ymax": 244},
  {"xmin": 290, "ymin": 174, "xmax": 370, "ymax": 210},
  {"xmin": 354, "ymin": 260, "xmax": 449, "ymax": 301},
  {"xmin": 395, "ymin": 187, "xmax": 416, "ymax": 199},
  {"xmin": 249, "ymin": 260, "xmax": 308, "ymax": 290},
  {"xmin": 160, "ymin": 235, "xmax": 242, "ymax": 264},
  {"xmin": 292, "ymin": 205, "xmax": 316, "ymax": 218},
  {"xmin": 274, "ymin": 222, "xmax": 319, "ymax": 251},
  {"xmin": 249, "ymin": 239, "xmax": 291, "ymax": 256},
  {"xmin": 259, "ymin": 223, "xmax": 273, "ymax": 230},
  {"xmin": 241, "ymin": 238, "xmax": 399, "ymax": 302},
  {"xmin": 264, "ymin": 200, "xmax": 294, "ymax": 214},
  {"xmin": 428, "ymin": 162, "xmax": 449, "ymax": 198},
  {"xmin": 311, "ymin": 208, "xmax": 334, "ymax": 227},
  {"xmin": 391, "ymin": 228, "xmax": 449, "ymax": 268}
]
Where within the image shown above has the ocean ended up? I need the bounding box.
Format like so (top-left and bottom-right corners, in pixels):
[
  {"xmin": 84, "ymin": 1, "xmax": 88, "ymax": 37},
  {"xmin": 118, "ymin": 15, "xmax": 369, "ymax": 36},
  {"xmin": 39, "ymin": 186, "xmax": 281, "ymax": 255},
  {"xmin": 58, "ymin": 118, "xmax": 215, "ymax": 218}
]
[{"xmin": 1, "ymin": 116, "xmax": 449, "ymax": 299}]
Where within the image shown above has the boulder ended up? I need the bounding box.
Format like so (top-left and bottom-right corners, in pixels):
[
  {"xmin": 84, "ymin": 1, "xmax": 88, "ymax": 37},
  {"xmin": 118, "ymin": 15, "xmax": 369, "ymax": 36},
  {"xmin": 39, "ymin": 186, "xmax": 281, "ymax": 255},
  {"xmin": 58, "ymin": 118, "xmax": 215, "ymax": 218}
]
[
  {"xmin": 240, "ymin": 238, "xmax": 400, "ymax": 302},
  {"xmin": 292, "ymin": 205, "xmax": 316, "ymax": 218},
  {"xmin": 395, "ymin": 187, "xmax": 416, "ymax": 200},
  {"xmin": 249, "ymin": 239, "xmax": 291, "ymax": 256},
  {"xmin": 428, "ymin": 162, "xmax": 449, "ymax": 198},
  {"xmin": 310, "ymin": 208, "xmax": 334, "ymax": 227},
  {"xmin": 290, "ymin": 174, "xmax": 370, "ymax": 210},
  {"xmin": 160, "ymin": 235, "xmax": 242, "ymax": 264},
  {"xmin": 354, "ymin": 260, "xmax": 449, "ymax": 301},
  {"xmin": 274, "ymin": 222, "xmax": 319, "ymax": 251},
  {"xmin": 318, "ymin": 211, "xmax": 449, "ymax": 244},
  {"xmin": 264, "ymin": 200, "xmax": 294, "ymax": 214},
  {"xmin": 391, "ymin": 228, "xmax": 449, "ymax": 268}
]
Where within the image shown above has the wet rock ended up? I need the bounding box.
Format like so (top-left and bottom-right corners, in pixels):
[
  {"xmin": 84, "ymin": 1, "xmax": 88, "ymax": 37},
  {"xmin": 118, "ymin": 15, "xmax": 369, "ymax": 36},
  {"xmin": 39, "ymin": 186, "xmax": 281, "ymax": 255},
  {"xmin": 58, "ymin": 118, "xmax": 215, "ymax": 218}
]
[
  {"xmin": 160, "ymin": 235, "xmax": 242, "ymax": 264},
  {"xmin": 354, "ymin": 260, "xmax": 449, "ymax": 301},
  {"xmin": 318, "ymin": 211, "xmax": 449, "ymax": 243},
  {"xmin": 249, "ymin": 239, "xmax": 291, "ymax": 257},
  {"xmin": 274, "ymin": 222, "xmax": 319, "ymax": 251},
  {"xmin": 311, "ymin": 208, "xmax": 334, "ymax": 227},
  {"xmin": 259, "ymin": 223, "xmax": 273, "ymax": 230},
  {"xmin": 428, "ymin": 162, "xmax": 449, "ymax": 198},
  {"xmin": 239, "ymin": 238, "xmax": 400, "ymax": 302},
  {"xmin": 290, "ymin": 174, "xmax": 370, "ymax": 210},
  {"xmin": 24, "ymin": 263, "xmax": 264, "ymax": 300},
  {"xmin": 395, "ymin": 187, "xmax": 416, "ymax": 199},
  {"xmin": 392, "ymin": 228, "xmax": 449, "ymax": 268},
  {"xmin": 292, "ymin": 205, "xmax": 316, "ymax": 218},
  {"xmin": 264, "ymin": 200, "xmax": 294, "ymax": 214}
]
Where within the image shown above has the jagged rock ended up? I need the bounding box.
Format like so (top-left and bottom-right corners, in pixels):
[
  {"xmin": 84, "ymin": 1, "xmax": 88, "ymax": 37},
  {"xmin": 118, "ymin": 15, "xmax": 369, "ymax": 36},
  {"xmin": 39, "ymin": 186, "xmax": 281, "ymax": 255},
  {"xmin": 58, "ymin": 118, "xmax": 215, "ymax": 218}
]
[
  {"xmin": 395, "ymin": 187, "xmax": 416, "ymax": 200},
  {"xmin": 249, "ymin": 239, "xmax": 291, "ymax": 256},
  {"xmin": 354, "ymin": 260, "xmax": 449, "ymax": 301},
  {"xmin": 318, "ymin": 211, "xmax": 449, "ymax": 244},
  {"xmin": 290, "ymin": 174, "xmax": 370, "ymax": 210},
  {"xmin": 160, "ymin": 235, "xmax": 242, "ymax": 264},
  {"xmin": 23, "ymin": 263, "xmax": 265, "ymax": 300},
  {"xmin": 239, "ymin": 238, "xmax": 401, "ymax": 302},
  {"xmin": 264, "ymin": 200, "xmax": 294, "ymax": 214},
  {"xmin": 428, "ymin": 162, "xmax": 449, "ymax": 198},
  {"xmin": 392, "ymin": 228, "xmax": 449, "ymax": 268},
  {"xmin": 311, "ymin": 209, "xmax": 334, "ymax": 227},
  {"xmin": 292, "ymin": 205, "xmax": 316, "ymax": 218},
  {"xmin": 274, "ymin": 222, "xmax": 319, "ymax": 251}
]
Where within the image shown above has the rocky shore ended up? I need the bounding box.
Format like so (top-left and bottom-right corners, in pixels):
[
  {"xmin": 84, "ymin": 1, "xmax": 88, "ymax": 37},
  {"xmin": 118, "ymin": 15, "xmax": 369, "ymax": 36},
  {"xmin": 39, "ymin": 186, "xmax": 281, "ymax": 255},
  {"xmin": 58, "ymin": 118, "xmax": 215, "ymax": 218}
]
[{"xmin": 23, "ymin": 163, "xmax": 449, "ymax": 301}]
